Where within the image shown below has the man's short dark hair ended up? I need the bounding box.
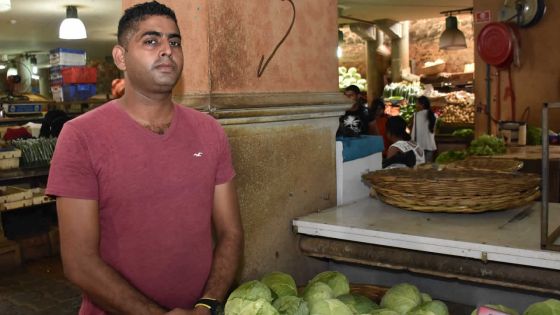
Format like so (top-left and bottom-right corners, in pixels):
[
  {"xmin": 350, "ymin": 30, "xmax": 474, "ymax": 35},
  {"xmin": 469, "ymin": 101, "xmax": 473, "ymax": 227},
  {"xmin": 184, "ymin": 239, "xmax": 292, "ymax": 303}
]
[
  {"xmin": 344, "ymin": 85, "xmax": 361, "ymax": 95},
  {"xmin": 117, "ymin": 1, "xmax": 178, "ymax": 46}
]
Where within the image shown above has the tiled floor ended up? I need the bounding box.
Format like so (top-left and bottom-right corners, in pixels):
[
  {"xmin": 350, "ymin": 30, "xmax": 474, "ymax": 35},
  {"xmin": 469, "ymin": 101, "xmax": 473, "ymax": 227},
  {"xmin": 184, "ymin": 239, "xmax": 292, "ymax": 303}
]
[{"xmin": 0, "ymin": 256, "xmax": 81, "ymax": 315}]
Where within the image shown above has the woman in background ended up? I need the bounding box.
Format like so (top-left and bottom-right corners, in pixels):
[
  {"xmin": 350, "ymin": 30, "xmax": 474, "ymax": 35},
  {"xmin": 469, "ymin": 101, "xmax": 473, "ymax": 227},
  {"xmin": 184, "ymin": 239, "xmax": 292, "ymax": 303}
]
[
  {"xmin": 368, "ymin": 98, "xmax": 390, "ymax": 155},
  {"xmin": 383, "ymin": 116, "xmax": 425, "ymax": 169},
  {"xmin": 412, "ymin": 96, "xmax": 437, "ymax": 162}
]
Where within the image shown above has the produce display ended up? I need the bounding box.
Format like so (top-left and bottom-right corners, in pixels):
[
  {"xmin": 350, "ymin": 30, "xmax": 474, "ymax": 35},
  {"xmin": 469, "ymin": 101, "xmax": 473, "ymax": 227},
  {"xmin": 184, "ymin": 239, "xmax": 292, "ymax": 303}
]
[
  {"xmin": 451, "ymin": 128, "xmax": 474, "ymax": 138},
  {"xmin": 339, "ymin": 66, "xmax": 368, "ymax": 92},
  {"xmin": 225, "ymin": 269, "xmax": 560, "ymax": 315},
  {"xmin": 9, "ymin": 137, "xmax": 57, "ymax": 167},
  {"xmin": 467, "ymin": 134, "xmax": 507, "ymax": 156},
  {"xmin": 225, "ymin": 270, "xmax": 448, "ymax": 315},
  {"xmin": 441, "ymin": 91, "xmax": 475, "ymax": 124},
  {"xmin": 435, "ymin": 135, "xmax": 506, "ymax": 165},
  {"xmin": 383, "ymin": 82, "xmax": 423, "ymax": 106}
]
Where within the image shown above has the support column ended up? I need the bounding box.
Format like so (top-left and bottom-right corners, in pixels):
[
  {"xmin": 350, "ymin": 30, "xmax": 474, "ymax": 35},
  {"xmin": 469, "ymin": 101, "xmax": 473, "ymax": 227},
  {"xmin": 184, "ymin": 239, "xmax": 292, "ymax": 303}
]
[{"xmin": 366, "ymin": 29, "xmax": 387, "ymax": 101}]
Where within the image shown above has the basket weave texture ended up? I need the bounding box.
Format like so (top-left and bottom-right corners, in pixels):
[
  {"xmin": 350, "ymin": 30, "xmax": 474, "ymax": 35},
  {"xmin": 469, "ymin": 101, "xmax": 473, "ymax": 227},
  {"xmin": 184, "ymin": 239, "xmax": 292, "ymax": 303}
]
[
  {"xmin": 362, "ymin": 168, "xmax": 540, "ymax": 213},
  {"xmin": 445, "ymin": 157, "xmax": 523, "ymax": 172}
]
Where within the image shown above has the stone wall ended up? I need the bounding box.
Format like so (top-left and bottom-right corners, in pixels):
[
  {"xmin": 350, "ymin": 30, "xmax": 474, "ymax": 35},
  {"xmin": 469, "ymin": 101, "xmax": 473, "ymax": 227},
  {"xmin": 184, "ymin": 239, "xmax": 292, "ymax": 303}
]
[
  {"xmin": 339, "ymin": 14, "xmax": 475, "ymax": 77},
  {"xmin": 410, "ymin": 15, "xmax": 474, "ymax": 74}
]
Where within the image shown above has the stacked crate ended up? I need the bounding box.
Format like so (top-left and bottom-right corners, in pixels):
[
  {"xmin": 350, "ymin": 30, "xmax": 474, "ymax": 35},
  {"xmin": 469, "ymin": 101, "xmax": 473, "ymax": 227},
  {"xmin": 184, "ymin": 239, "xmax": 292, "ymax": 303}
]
[{"xmin": 49, "ymin": 48, "xmax": 97, "ymax": 102}]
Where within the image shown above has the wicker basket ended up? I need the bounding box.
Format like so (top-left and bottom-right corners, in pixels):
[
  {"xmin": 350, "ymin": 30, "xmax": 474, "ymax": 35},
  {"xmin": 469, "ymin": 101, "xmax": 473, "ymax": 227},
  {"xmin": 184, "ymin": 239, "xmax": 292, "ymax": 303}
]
[
  {"xmin": 362, "ymin": 168, "xmax": 540, "ymax": 213},
  {"xmin": 445, "ymin": 157, "xmax": 523, "ymax": 172}
]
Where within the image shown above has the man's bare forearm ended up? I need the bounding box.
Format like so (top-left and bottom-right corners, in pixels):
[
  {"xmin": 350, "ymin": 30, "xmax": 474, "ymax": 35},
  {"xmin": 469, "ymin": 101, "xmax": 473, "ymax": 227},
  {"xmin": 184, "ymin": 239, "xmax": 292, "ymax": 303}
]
[
  {"xmin": 64, "ymin": 254, "xmax": 167, "ymax": 315},
  {"xmin": 201, "ymin": 230, "xmax": 244, "ymax": 302}
]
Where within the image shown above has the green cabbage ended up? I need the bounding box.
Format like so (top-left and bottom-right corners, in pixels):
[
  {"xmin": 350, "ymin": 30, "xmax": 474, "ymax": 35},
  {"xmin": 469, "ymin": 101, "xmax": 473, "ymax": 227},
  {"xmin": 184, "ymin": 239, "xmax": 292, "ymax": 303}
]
[
  {"xmin": 261, "ymin": 272, "xmax": 298, "ymax": 298},
  {"xmin": 380, "ymin": 283, "xmax": 422, "ymax": 315},
  {"xmin": 421, "ymin": 293, "xmax": 433, "ymax": 303},
  {"xmin": 408, "ymin": 300, "xmax": 449, "ymax": 315},
  {"xmin": 227, "ymin": 280, "xmax": 273, "ymax": 302},
  {"xmin": 302, "ymin": 281, "xmax": 334, "ymax": 304},
  {"xmin": 307, "ymin": 271, "xmax": 350, "ymax": 297},
  {"xmin": 272, "ymin": 296, "xmax": 309, "ymax": 315},
  {"xmin": 225, "ymin": 297, "xmax": 280, "ymax": 315},
  {"xmin": 370, "ymin": 308, "xmax": 400, "ymax": 315},
  {"xmin": 523, "ymin": 299, "xmax": 560, "ymax": 315},
  {"xmin": 470, "ymin": 304, "xmax": 519, "ymax": 315},
  {"xmin": 337, "ymin": 293, "xmax": 379, "ymax": 314},
  {"xmin": 309, "ymin": 298, "xmax": 353, "ymax": 315}
]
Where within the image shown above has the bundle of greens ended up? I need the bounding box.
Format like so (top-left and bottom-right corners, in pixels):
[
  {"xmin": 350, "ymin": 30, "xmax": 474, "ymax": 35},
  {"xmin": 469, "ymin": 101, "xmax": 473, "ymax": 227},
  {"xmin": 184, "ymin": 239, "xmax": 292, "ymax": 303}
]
[{"xmin": 467, "ymin": 134, "xmax": 506, "ymax": 156}]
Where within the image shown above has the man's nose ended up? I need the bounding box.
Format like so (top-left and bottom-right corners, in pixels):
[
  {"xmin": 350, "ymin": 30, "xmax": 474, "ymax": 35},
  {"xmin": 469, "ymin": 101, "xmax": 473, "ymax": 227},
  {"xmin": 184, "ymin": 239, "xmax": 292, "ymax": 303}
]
[{"xmin": 159, "ymin": 41, "xmax": 172, "ymax": 57}]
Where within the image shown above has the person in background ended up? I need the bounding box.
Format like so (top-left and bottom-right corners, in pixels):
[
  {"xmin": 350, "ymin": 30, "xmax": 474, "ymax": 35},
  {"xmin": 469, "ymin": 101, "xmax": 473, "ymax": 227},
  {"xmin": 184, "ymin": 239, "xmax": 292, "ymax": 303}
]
[
  {"xmin": 337, "ymin": 85, "xmax": 369, "ymax": 137},
  {"xmin": 368, "ymin": 98, "xmax": 390, "ymax": 155},
  {"xmin": 383, "ymin": 116, "xmax": 425, "ymax": 169},
  {"xmin": 46, "ymin": 2, "xmax": 244, "ymax": 315},
  {"xmin": 411, "ymin": 96, "xmax": 437, "ymax": 162}
]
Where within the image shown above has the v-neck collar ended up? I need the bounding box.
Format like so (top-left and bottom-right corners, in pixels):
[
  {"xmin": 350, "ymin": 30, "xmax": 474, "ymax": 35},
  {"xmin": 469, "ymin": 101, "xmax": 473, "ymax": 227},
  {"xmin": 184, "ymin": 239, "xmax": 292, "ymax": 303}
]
[{"xmin": 112, "ymin": 100, "xmax": 178, "ymax": 141}]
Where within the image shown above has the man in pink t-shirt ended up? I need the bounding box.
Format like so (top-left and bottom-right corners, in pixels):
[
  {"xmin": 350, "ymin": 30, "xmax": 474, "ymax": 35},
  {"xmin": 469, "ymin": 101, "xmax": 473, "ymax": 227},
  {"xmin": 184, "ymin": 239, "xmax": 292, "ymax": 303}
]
[{"xmin": 46, "ymin": 2, "xmax": 244, "ymax": 315}]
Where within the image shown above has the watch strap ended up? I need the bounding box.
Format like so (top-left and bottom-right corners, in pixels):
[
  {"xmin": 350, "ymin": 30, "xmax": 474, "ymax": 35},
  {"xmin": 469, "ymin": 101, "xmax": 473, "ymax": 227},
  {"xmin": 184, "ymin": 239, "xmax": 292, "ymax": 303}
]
[{"xmin": 195, "ymin": 298, "xmax": 223, "ymax": 315}]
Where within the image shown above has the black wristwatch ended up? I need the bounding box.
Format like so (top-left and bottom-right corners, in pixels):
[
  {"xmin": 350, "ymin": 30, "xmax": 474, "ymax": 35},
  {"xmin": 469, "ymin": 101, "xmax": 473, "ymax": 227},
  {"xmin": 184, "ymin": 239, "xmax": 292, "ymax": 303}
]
[{"xmin": 195, "ymin": 298, "xmax": 224, "ymax": 315}]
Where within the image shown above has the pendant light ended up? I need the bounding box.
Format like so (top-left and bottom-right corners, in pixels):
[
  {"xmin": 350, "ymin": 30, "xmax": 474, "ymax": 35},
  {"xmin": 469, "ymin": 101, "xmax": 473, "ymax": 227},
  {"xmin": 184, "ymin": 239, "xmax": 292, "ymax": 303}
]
[
  {"xmin": 439, "ymin": 8, "xmax": 473, "ymax": 50},
  {"xmin": 59, "ymin": 6, "xmax": 87, "ymax": 40},
  {"xmin": 0, "ymin": 0, "xmax": 11, "ymax": 12}
]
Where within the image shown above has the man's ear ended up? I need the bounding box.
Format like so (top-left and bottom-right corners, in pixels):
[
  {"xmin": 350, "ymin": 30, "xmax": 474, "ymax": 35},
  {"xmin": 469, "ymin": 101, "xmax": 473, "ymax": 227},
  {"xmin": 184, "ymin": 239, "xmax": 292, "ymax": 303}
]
[{"xmin": 112, "ymin": 45, "xmax": 126, "ymax": 71}]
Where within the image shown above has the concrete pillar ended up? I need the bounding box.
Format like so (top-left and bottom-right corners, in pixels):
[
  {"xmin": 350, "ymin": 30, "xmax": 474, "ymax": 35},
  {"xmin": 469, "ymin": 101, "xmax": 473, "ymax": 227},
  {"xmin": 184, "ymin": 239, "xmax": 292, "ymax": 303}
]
[
  {"xmin": 391, "ymin": 21, "xmax": 410, "ymax": 83},
  {"xmin": 122, "ymin": 0, "xmax": 346, "ymax": 283},
  {"xmin": 366, "ymin": 29, "xmax": 386, "ymax": 101}
]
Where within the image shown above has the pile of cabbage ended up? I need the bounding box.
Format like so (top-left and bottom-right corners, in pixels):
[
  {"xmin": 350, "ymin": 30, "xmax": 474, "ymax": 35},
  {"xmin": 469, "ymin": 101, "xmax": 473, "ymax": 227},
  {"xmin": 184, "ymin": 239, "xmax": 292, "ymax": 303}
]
[
  {"xmin": 224, "ymin": 271, "xmax": 450, "ymax": 315},
  {"xmin": 339, "ymin": 66, "xmax": 368, "ymax": 92},
  {"xmin": 471, "ymin": 299, "xmax": 560, "ymax": 315}
]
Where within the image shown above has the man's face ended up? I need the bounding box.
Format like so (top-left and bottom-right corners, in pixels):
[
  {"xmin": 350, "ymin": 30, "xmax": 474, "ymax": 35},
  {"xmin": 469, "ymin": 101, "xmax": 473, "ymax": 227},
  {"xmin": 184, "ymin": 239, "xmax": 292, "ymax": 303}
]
[
  {"xmin": 344, "ymin": 90, "xmax": 357, "ymax": 102},
  {"xmin": 115, "ymin": 15, "xmax": 183, "ymax": 94}
]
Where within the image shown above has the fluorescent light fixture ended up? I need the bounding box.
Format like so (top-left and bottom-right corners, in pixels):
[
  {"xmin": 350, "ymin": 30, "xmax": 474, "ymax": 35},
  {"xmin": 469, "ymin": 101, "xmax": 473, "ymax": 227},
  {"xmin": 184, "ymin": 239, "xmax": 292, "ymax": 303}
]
[
  {"xmin": 59, "ymin": 6, "xmax": 87, "ymax": 39},
  {"xmin": 439, "ymin": 15, "xmax": 467, "ymax": 50},
  {"xmin": 0, "ymin": 0, "xmax": 11, "ymax": 12},
  {"xmin": 0, "ymin": 64, "xmax": 6, "ymax": 70},
  {"xmin": 32, "ymin": 74, "xmax": 40, "ymax": 80},
  {"xmin": 337, "ymin": 47, "xmax": 343, "ymax": 58}
]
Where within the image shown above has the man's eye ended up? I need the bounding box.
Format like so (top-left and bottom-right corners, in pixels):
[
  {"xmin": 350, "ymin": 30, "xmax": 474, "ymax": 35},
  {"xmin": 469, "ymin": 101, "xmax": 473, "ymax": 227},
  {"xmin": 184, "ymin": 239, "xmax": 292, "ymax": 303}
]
[
  {"xmin": 170, "ymin": 41, "xmax": 181, "ymax": 47},
  {"xmin": 144, "ymin": 39, "xmax": 158, "ymax": 46}
]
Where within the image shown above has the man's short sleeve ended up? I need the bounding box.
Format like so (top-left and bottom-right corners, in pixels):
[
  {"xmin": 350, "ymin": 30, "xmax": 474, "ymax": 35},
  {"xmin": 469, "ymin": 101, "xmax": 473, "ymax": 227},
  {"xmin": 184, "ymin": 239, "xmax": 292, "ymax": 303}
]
[
  {"xmin": 46, "ymin": 124, "xmax": 99, "ymax": 200},
  {"xmin": 215, "ymin": 126, "xmax": 235, "ymax": 185}
]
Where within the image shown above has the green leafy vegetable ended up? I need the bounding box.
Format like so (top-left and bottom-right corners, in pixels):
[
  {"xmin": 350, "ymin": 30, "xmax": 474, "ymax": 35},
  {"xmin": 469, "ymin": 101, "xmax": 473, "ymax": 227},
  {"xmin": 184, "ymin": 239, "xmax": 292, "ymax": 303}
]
[
  {"xmin": 523, "ymin": 299, "xmax": 560, "ymax": 315},
  {"xmin": 380, "ymin": 283, "xmax": 422, "ymax": 314},
  {"xmin": 307, "ymin": 271, "xmax": 350, "ymax": 298},
  {"xmin": 261, "ymin": 272, "xmax": 298, "ymax": 299},
  {"xmin": 309, "ymin": 298, "xmax": 353, "ymax": 315},
  {"xmin": 337, "ymin": 293, "xmax": 379, "ymax": 314},
  {"xmin": 272, "ymin": 296, "xmax": 309, "ymax": 315},
  {"xmin": 467, "ymin": 135, "xmax": 506, "ymax": 156}
]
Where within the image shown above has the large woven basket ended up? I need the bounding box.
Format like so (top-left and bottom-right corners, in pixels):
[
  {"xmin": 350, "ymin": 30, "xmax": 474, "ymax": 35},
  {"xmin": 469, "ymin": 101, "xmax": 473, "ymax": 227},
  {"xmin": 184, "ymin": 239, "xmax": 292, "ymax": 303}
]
[
  {"xmin": 362, "ymin": 168, "xmax": 540, "ymax": 213},
  {"xmin": 445, "ymin": 157, "xmax": 523, "ymax": 172}
]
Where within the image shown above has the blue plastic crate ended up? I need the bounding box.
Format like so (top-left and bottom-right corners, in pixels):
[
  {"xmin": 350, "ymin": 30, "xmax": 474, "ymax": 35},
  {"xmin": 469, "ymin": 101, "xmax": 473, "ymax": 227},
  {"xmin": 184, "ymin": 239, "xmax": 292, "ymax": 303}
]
[{"xmin": 51, "ymin": 83, "xmax": 96, "ymax": 102}]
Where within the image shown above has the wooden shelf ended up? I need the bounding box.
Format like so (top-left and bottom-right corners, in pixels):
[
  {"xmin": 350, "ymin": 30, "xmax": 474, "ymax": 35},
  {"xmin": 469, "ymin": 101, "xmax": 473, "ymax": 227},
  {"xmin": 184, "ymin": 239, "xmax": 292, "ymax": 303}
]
[{"xmin": 0, "ymin": 167, "xmax": 49, "ymax": 186}]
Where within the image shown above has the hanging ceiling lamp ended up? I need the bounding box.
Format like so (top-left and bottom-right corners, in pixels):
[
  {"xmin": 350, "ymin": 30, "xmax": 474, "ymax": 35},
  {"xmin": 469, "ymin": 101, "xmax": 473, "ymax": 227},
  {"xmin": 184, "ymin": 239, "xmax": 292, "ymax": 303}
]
[
  {"xmin": 0, "ymin": 0, "xmax": 11, "ymax": 12},
  {"xmin": 59, "ymin": 6, "xmax": 87, "ymax": 39},
  {"xmin": 439, "ymin": 8, "xmax": 472, "ymax": 50}
]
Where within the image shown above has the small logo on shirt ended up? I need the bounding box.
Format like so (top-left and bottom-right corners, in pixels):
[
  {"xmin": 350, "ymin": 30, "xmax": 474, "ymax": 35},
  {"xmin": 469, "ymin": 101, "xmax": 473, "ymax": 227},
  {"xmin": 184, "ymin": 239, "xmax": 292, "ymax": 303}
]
[{"xmin": 193, "ymin": 152, "xmax": 204, "ymax": 157}]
